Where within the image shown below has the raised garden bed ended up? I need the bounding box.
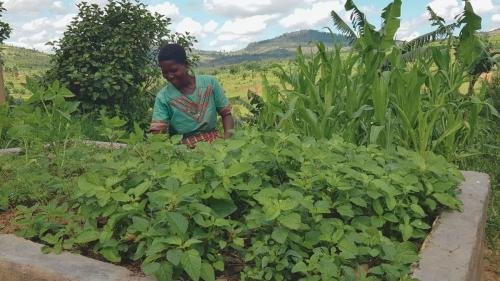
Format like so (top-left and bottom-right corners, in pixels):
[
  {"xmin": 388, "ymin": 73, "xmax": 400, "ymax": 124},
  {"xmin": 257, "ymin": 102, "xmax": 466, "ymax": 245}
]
[{"xmin": 0, "ymin": 143, "xmax": 491, "ymax": 281}]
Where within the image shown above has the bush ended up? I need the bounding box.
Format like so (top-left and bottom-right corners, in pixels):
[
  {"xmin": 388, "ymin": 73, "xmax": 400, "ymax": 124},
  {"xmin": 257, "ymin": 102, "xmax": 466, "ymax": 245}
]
[{"xmin": 45, "ymin": 0, "xmax": 193, "ymax": 127}]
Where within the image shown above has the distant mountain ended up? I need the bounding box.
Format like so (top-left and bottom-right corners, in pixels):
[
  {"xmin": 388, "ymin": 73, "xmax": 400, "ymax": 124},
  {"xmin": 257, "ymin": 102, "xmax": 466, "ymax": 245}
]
[
  {"xmin": 243, "ymin": 29, "xmax": 350, "ymax": 54},
  {"xmin": 485, "ymin": 28, "xmax": 500, "ymax": 36},
  {"xmin": 196, "ymin": 29, "xmax": 350, "ymax": 67},
  {"xmin": 2, "ymin": 45, "xmax": 51, "ymax": 71}
]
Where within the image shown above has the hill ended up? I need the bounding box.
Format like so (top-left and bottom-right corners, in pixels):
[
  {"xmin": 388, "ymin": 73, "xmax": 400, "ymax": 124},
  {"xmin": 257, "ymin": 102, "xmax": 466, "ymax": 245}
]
[
  {"xmin": 2, "ymin": 44, "xmax": 51, "ymax": 71},
  {"xmin": 196, "ymin": 29, "xmax": 350, "ymax": 67}
]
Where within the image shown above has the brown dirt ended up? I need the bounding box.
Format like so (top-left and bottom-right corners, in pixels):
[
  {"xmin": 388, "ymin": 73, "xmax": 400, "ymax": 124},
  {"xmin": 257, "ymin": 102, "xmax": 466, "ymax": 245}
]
[
  {"xmin": 0, "ymin": 209, "xmax": 17, "ymax": 234},
  {"xmin": 484, "ymin": 245, "xmax": 500, "ymax": 281}
]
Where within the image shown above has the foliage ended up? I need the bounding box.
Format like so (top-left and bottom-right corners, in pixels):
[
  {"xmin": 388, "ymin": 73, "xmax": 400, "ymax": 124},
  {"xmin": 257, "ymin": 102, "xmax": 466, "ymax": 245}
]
[
  {"xmin": 258, "ymin": 0, "xmax": 499, "ymax": 161},
  {"xmin": 0, "ymin": 79, "xmax": 81, "ymax": 151},
  {"xmin": 13, "ymin": 130, "xmax": 463, "ymax": 281},
  {"xmin": 0, "ymin": 144, "xmax": 101, "ymax": 211},
  {"xmin": 45, "ymin": 0, "xmax": 194, "ymax": 127},
  {"xmin": 0, "ymin": 1, "xmax": 11, "ymax": 51}
]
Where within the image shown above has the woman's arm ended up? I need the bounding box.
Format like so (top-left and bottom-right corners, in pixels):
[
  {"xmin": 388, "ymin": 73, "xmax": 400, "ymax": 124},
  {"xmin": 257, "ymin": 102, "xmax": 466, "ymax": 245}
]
[
  {"xmin": 149, "ymin": 121, "xmax": 168, "ymax": 134},
  {"xmin": 221, "ymin": 114, "xmax": 234, "ymax": 139}
]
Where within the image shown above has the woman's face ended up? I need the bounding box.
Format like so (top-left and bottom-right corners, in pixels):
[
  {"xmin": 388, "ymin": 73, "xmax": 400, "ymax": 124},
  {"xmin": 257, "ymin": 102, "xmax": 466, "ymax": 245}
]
[{"xmin": 159, "ymin": 60, "xmax": 189, "ymax": 88}]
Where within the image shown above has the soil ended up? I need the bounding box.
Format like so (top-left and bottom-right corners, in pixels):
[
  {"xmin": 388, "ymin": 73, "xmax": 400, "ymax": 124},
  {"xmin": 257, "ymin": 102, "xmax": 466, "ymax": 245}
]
[
  {"xmin": 484, "ymin": 245, "xmax": 500, "ymax": 281},
  {"xmin": 0, "ymin": 208, "xmax": 17, "ymax": 234}
]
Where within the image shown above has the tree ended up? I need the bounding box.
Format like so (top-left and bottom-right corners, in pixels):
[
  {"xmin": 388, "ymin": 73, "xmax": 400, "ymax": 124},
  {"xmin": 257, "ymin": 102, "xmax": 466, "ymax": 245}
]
[
  {"xmin": 46, "ymin": 0, "xmax": 195, "ymax": 126},
  {"xmin": 0, "ymin": 1, "xmax": 11, "ymax": 105}
]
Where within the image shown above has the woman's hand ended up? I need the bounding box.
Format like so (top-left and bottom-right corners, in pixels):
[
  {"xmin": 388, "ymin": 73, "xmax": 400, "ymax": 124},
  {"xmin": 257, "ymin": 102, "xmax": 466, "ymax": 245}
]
[
  {"xmin": 221, "ymin": 114, "xmax": 234, "ymax": 139},
  {"xmin": 149, "ymin": 121, "xmax": 167, "ymax": 134}
]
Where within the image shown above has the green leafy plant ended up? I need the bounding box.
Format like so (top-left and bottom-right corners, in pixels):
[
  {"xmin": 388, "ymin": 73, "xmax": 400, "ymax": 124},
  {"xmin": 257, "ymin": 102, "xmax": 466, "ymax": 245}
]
[
  {"xmin": 259, "ymin": 0, "xmax": 499, "ymax": 161},
  {"xmin": 45, "ymin": 0, "xmax": 195, "ymax": 127},
  {"xmin": 13, "ymin": 130, "xmax": 463, "ymax": 281}
]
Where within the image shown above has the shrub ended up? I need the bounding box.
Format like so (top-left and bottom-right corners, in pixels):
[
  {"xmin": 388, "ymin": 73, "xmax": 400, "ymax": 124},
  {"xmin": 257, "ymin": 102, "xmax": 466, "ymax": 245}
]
[{"xmin": 45, "ymin": 0, "xmax": 194, "ymax": 127}]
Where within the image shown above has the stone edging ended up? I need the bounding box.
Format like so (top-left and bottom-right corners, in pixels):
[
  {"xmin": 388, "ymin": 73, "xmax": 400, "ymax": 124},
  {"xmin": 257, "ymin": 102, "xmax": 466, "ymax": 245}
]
[
  {"xmin": 412, "ymin": 171, "xmax": 490, "ymax": 281},
  {"xmin": 0, "ymin": 234, "xmax": 150, "ymax": 281},
  {"xmin": 0, "ymin": 141, "xmax": 127, "ymax": 156}
]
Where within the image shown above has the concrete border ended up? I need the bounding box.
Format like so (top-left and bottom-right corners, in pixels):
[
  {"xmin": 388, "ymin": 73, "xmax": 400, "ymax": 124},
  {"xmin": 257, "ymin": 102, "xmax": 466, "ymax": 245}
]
[
  {"xmin": 0, "ymin": 234, "xmax": 150, "ymax": 281},
  {"xmin": 0, "ymin": 147, "xmax": 22, "ymax": 155},
  {"xmin": 413, "ymin": 171, "xmax": 490, "ymax": 281},
  {"xmin": 0, "ymin": 141, "xmax": 127, "ymax": 156}
]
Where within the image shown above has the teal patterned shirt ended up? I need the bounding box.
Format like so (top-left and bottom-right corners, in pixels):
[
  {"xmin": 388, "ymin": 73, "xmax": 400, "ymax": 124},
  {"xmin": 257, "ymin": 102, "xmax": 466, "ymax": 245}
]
[{"xmin": 152, "ymin": 75, "xmax": 230, "ymax": 137}]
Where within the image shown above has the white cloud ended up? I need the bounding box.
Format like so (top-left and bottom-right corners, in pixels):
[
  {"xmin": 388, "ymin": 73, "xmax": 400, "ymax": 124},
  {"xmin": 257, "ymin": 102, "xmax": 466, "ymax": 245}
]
[
  {"xmin": 5, "ymin": 0, "xmax": 56, "ymax": 13},
  {"xmin": 396, "ymin": 17, "xmax": 426, "ymax": 41},
  {"xmin": 218, "ymin": 14, "xmax": 278, "ymax": 35},
  {"xmin": 492, "ymin": 14, "xmax": 500, "ymax": 24},
  {"xmin": 203, "ymin": 0, "xmax": 303, "ymax": 16},
  {"xmin": 52, "ymin": 14, "xmax": 75, "ymax": 29},
  {"xmin": 52, "ymin": 1, "xmax": 65, "ymax": 12},
  {"xmin": 21, "ymin": 17, "xmax": 51, "ymax": 32},
  {"xmin": 203, "ymin": 20, "xmax": 218, "ymax": 33},
  {"xmin": 74, "ymin": 0, "xmax": 108, "ymax": 6},
  {"xmin": 175, "ymin": 17, "xmax": 203, "ymax": 37},
  {"xmin": 427, "ymin": 0, "xmax": 462, "ymax": 22},
  {"xmin": 279, "ymin": 1, "xmax": 344, "ymax": 29},
  {"xmin": 470, "ymin": 0, "xmax": 497, "ymax": 14},
  {"xmin": 148, "ymin": 2, "xmax": 180, "ymax": 18},
  {"xmin": 207, "ymin": 14, "xmax": 278, "ymax": 51}
]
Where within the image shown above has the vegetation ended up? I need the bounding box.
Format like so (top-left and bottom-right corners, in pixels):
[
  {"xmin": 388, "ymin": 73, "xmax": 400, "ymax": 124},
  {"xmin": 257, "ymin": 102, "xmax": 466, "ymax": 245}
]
[
  {"xmin": 2, "ymin": 89, "xmax": 464, "ymax": 280},
  {"xmin": 45, "ymin": 0, "xmax": 194, "ymax": 127},
  {"xmin": 254, "ymin": 0, "xmax": 498, "ymax": 162},
  {"xmin": 0, "ymin": 0, "xmax": 499, "ymax": 280},
  {"xmin": 0, "ymin": 0, "xmax": 11, "ymax": 104}
]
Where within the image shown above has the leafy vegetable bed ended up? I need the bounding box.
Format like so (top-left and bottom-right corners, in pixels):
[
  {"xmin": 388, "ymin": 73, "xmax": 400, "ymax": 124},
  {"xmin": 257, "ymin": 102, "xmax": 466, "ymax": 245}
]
[{"xmin": 4, "ymin": 131, "xmax": 463, "ymax": 281}]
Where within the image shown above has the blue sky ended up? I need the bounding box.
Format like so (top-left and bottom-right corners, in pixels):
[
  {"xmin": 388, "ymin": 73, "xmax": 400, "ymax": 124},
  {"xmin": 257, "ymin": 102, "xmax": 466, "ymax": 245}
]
[{"xmin": 3, "ymin": 0, "xmax": 499, "ymax": 53}]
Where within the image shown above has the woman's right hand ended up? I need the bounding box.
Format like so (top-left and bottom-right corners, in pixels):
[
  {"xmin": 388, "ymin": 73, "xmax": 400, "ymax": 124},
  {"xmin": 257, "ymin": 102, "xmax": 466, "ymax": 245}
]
[{"xmin": 149, "ymin": 121, "xmax": 167, "ymax": 134}]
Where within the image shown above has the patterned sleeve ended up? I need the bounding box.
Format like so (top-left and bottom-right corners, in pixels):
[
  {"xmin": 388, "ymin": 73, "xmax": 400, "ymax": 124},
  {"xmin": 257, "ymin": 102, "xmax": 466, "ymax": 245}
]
[
  {"xmin": 211, "ymin": 77, "xmax": 231, "ymax": 117},
  {"xmin": 152, "ymin": 94, "xmax": 172, "ymax": 122}
]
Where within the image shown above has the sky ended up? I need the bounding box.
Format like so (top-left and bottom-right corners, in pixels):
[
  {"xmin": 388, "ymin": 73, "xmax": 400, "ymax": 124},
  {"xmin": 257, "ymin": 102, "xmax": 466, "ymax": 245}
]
[{"xmin": 3, "ymin": 0, "xmax": 500, "ymax": 53}]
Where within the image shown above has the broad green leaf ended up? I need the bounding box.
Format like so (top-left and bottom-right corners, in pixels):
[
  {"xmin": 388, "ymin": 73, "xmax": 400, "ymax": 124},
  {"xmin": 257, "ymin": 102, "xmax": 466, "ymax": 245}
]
[
  {"xmin": 142, "ymin": 262, "xmax": 161, "ymax": 277},
  {"xmin": 385, "ymin": 196, "xmax": 396, "ymax": 211},
  {"xmin": 131, "ymin": 216, "xmax": 149, "ymax": 232},
  {"xmin": 278, "ymin": 213, "xmax": 302, "ymax": 230},
  {"xmin": 399, "ymin": 223, "xmax": 413, "ymax": 241},
  {"xmin": 201, "ymin": 262, "xmax": 216, "ymax": 281},
  {"xmin": 410, "ymin": 204, "xmax": 426, "ymax": 217},
  {"xmin": 167, "ymin": 212, "xmax": 189, "ymax": 235},
  {"xmin": 226, "ymin": 162, "xmax": 253, "ymax": 177},
  {"xmin": 166, "ymin": 249, "xmax": 183, "ymax": 266},
  {"xmin": 181, "ymin": 249, "xmax": 202, "ymax": 281},
  {"xmin": 147, "ymin": 239, "xmax": 168, "ymax": 255},
  {"xmin": 291, "ymin": 261, "xmax": 308, "ymax": 274},
  {"xmin": 206, "ymin": 198, "xmax": 237, "ymax": 217},
  {"xmin": 155, "ymin": 262, "xmax": 174, "ymax": 281},
  {"xmin": 319, "ymin": 256, "xmax": 339, "ymax": 278},
  {"xmin": 100, "ymin": 248, "xmax": 121, "ymax": 263},
  {"xmin": 165, "ymin": 236, "xmax": 183, "ymax": 246},
  {"xmin": 74, "ymin": 230, "xmax": 100, "ymax": 244},
  {"xmin": 350, "ymin": 197, "xmax": 367, "ymax": 207},
  {"xmin": 128, "ymin": 181, "xmax": 152, "ymax": 198},
  {"xmin": 271, "ymin": 227, "xmax": 289, "ymax": 244},
  {"xmin": 373, "ymin": 199, "xmax": 384, "ymax": 215},
  {"xmin": 96, "ymin": 190, "xmax": 111, "ymax": 207},
  {"xmin": 433, "ymin": 193, "xmax": 461, "ymax": 209},
  {"xmin": 111, "ymin": 191, "xmax": 131, "ymax": 202},
  {"xmin": 337, "ymin": 204, "xmax": 354, "ymax": 217}
]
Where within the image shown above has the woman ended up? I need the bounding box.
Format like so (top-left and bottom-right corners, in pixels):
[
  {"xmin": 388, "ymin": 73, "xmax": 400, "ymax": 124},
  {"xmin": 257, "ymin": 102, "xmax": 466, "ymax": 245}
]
[{"xmin": 149, "ymin": 44, "xmax": 234, "ymax": 147}]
